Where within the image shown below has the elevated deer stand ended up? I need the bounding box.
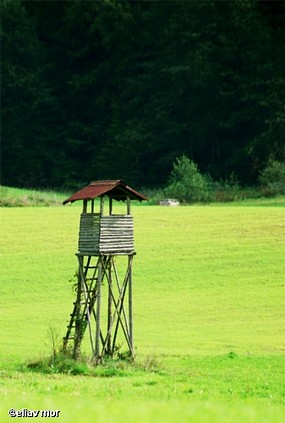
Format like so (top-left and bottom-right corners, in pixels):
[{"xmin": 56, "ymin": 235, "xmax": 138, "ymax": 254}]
[{"xmin": 62, "ymin": 180, "xmax": 147, "ymax": 361}]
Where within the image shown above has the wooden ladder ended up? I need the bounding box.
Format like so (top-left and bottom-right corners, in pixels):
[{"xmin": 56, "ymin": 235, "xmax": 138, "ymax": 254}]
[{"xmin": 63, "ymin": 257, "xmax": 101, "ymax": 352}]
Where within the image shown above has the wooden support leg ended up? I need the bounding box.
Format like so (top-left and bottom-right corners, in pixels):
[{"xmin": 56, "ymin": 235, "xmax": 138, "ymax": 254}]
[
  {"xmin": 73, "ymin": 255, "xmax": 83, "ymax": 359},
  {"xmin": 128, "ymin": 255, "xmax": 134, "ymax": 356},
  {"xmin": 111, "ymin": 256, "xmax": 133, "ymax": 355},
  {"xmin": 95, "ymin": 256, "xmax": 102, "ymax": 360},
  {"xmin": 107, "ymin": 257, "xmax": 112, "ymax": 355}
]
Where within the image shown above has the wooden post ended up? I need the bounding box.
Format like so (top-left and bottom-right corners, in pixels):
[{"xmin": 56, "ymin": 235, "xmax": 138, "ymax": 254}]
[
  {"xmin": 83, "ymin": 200, "xmax": 88, "ymax": 213},
  {"xmin": 78, "ymin": 255, "xmax": 95, "ymax": 357},
  {"xmin": 95, "ymin": 256, "xmax": 102, "ymax": 360},
  {"xmin": 127, "ymin": 196, "xmax": 131, "ymax": 215},
  {"xmin": 91, "ymin": 199, "xmax": 94, "ymax": 213},
  {"xmin": 107, "ymin": 257, "xmax": 112, "ymax": 355},
  {"xmin": 100, "ymin": 196, "xmax": 105, "ymax": 216},
  {"xmin": 73, "ymin": 255, "xmax": 83, "ymax": 359},
  {"xmin": 128, "ymin": 254, "xmax": 134, "ymax": 355},
  {"xmin": 109, "ymin": 197, "xmax": 113, "ymax": 216}
]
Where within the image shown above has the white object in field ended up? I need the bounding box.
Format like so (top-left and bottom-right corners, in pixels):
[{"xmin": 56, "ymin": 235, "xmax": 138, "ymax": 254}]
[{"xmin": 159, "ymin": 198, "xmax": 180, "ymax": 206}]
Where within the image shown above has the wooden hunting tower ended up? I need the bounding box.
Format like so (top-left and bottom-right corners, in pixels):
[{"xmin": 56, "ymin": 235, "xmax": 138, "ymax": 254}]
[{"xmin": 62, "ymin": 180, "xmax": 147, "ymax": 361}]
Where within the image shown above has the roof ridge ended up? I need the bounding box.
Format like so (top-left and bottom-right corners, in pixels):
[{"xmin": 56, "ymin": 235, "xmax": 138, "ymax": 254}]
[{"xmin": 90, "ymin": 180, "xmax": 121, "ymax": 185}]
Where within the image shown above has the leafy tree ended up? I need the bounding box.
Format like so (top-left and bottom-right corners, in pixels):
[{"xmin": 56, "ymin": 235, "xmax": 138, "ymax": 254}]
[{"xmin": 165, "ymin": 156, "xmax": 210, "ymax": 203}]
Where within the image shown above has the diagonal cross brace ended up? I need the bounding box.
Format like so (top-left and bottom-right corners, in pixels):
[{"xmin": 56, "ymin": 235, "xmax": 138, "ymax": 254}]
[{"xmin": 100, "ymin": 256, "xmax": 133, "ymax": 356}]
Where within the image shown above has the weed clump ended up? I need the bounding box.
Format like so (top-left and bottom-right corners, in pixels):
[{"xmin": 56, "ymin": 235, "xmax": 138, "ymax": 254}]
[
  {"xmin": 24, "ymin": 349, "xmax": 163, "ymax": 378},
  {"xmin": 27, "ymin": 351, "xmax": 90, "ymax": 376}
]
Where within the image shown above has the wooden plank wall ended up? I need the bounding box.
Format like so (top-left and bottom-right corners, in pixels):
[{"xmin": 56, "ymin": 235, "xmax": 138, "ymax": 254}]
[
  {"xmin": 78, "ymin": 213, "xmax": 134, "ymax": 255},
  {"xmin": 100, "ymin": 215, "xmax": 134, "ymax": 253},
  {"xmin": 78, "ymin": 213, "xmax": 100, "ymax": 254}
]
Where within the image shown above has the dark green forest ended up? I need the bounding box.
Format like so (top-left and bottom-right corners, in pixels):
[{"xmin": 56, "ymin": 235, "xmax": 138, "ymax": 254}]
[{"xmin": 1, "ymin": 0, "xmax": 285, "ymax": 190}]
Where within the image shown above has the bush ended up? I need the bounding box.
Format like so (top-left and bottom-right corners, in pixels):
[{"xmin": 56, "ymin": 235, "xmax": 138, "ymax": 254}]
[
  {"xmin": 212, "ymin": 173, "xmax": 254, "ymax": 202},
  {"xmin": 259, "ymin": 160, "xmax": 285, "ymax": 196},
  {"xmin": 138, "ymin": 187, "xmax": 165, "ymax": 205},
  {"xmin": 165, "ymin": 155, "xmax": 210, "ymax": 203}
]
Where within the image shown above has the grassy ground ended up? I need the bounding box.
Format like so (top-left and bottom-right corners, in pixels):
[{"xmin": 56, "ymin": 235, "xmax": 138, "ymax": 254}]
[
  {"xmin": 0, "ymin": 186, "xmax": 70, "ymax": 207},
  {"xmin": 0, "ymin": 198, "xmax": 284, "ymax": 422}
]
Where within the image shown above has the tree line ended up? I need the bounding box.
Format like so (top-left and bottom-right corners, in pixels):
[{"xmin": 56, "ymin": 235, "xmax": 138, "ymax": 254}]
[{"xmin": 2, "ymin": 0, "xmax": 285, "ymax": 190}]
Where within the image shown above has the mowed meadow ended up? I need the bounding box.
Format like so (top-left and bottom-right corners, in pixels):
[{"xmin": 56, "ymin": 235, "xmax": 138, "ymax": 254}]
[{"xmin": 0, "ymin": 198, "xmax": 285, "ymax": 422}]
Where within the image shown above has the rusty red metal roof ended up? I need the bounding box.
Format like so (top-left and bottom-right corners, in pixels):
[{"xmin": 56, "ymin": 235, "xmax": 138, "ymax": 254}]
[{"xmin": 63, "ymin": 180, "xmax": 148, "ymax": 204}]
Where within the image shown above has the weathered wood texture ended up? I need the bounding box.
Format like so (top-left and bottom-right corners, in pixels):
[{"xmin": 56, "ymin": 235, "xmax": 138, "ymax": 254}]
[{"xmin": 78, "ymin": 213, "xmax": 135, "ymax": 255}]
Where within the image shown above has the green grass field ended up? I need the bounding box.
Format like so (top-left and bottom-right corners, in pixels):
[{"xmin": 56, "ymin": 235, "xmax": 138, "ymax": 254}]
[
  {"xmin": 0, "ymin": 186, "xmax": 70, "ymax": 207},
  {"xmin": 0, "ymin": 196, "xmax": 284, "ymax": 422}
]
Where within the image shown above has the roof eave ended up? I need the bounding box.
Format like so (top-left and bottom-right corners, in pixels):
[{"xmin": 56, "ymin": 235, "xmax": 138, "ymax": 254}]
[{"xmin": 63, "ymin": 180, "xmax": 148, "ymax": 205}]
